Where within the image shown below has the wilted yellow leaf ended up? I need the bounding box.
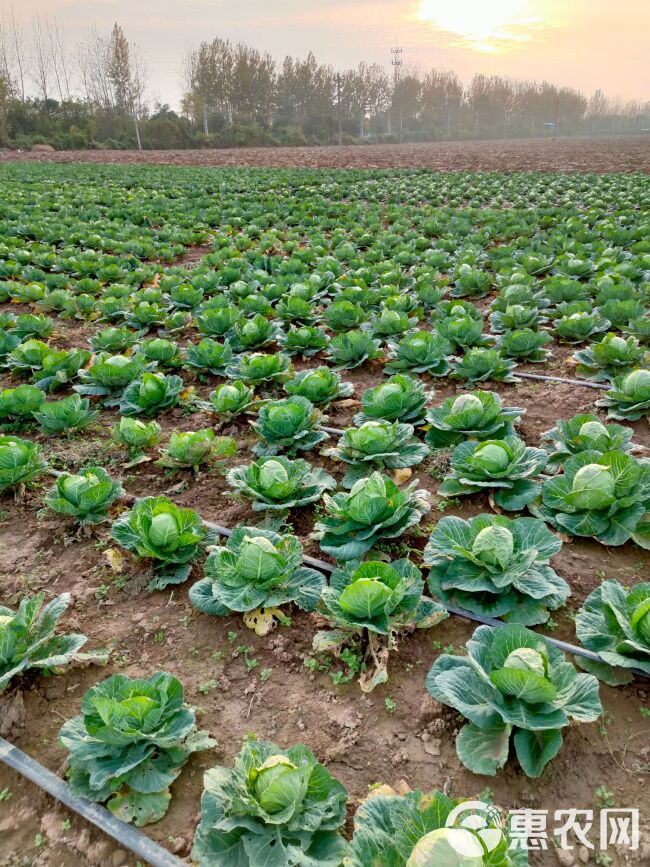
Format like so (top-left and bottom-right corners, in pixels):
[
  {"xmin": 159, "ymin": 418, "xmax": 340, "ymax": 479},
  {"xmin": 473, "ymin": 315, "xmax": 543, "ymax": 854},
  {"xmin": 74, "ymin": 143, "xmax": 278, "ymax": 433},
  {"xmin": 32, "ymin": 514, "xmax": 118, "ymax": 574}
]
[
  {"xmin": 392, "ymin": 468, "xmax": 412, "ymax": 486},
  {"xmin": 103, "ymin": 547, "xmax": 127, "ymax": 574},
  {"xmin": 394, "ymin": 779, "xmax": 412, "ymax": 796},
  {"xmin": 243, "ymin": 606, "xmax": 284, "ymax": 636},
  {"xmin": 362, "ymin": 784, "xmax": 396, "ymax": 803}
]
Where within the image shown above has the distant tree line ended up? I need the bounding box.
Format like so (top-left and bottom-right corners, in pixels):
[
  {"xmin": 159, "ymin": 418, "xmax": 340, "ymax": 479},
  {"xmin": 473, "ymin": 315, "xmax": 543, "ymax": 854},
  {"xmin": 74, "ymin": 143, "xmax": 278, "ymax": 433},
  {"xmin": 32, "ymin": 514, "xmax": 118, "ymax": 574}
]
[{"xmin": 0, "ymin": 13, "xmax": 648, "ymax": 150}]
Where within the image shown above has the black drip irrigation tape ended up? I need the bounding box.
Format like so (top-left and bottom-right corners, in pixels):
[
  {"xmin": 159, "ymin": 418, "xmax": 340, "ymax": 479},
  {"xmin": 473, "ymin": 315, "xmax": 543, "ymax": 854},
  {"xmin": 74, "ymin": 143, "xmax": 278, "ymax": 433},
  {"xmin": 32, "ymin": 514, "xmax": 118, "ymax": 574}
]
[
  {"xmin": 0, "ymin": 738, "xmax": 186, "ymax": 867},
  {"xmin": 198, "ymin": 518, "xmax": 649, "ymax": 680},
  {"xmin": 445, "ymin": 606, "xmax": 648, "ymax": 679},
  {"xmin": 515, "ymin": 372, "xmax": 609, "ymax": 390},
  {"xmin": 45, "ymin": 470, "xmax": 648, "ymax": 679}
]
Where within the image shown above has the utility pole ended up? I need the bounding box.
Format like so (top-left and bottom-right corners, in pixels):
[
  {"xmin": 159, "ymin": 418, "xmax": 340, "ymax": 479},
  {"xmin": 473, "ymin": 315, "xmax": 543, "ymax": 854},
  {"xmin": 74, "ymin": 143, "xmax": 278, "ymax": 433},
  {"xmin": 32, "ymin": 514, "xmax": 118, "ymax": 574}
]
[
  {"xmin": 337, "ymin": 72, "xmax": 342, "ymax": 145},
  {"xmin": 390, "ymin": 42, "xmax": 402, "ymax": 138},
  {"xmin": 554, "ymin": 92, "xmax": 559, "ymax": 136}
]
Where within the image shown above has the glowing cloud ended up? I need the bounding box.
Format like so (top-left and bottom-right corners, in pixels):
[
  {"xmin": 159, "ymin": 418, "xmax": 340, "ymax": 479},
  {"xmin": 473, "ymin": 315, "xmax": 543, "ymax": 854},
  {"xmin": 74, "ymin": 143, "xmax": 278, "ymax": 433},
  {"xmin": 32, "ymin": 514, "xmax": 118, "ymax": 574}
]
[{"xmin": 416, "ymin": 0, "xmax": 541, "ymax": 52}]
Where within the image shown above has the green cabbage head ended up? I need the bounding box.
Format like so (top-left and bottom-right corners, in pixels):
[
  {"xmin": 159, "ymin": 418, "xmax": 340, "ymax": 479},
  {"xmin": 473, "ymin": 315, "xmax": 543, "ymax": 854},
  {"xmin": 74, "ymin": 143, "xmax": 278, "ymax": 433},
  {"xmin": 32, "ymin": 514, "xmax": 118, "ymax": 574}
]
[
  {"xmin": 427, "ymin": 624, "xmax": 602, "ymax": 777},
  {"xmin": 192, "ymin": 736, "xmax": 348, "ymax": 867},
  {"xmin": 471, "ymin": 525, "xmax": 515, "ymax": 568},
  {"xmin": 569, "ymin": 464, "xmax": 616, "ymax": 510},
  {"xmin": 473, "ymin": 442, "xmax": 511, "ymax": 473},
  {"xmin": 110, "ymin": 496, "xmax": 214, "ymax": 589},
  {"xmin": 0, "ymin": 435, "xmax": 47, "ymax": 491}
]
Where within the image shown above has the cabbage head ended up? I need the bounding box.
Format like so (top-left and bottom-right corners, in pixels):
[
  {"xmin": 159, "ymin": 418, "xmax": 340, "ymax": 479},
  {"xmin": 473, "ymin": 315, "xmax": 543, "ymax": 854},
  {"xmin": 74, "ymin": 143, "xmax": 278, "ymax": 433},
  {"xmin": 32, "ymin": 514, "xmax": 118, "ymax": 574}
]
[
  {"xmin": 531, "ymin": 450, "xmax": 650, "ymax": 547},
  {"xmin": 44, "ymin": 466, "xmax": 122, "ymax": 524},
  {"xmin": 189, "ymin": 525, "xmax": 324, "ymax": 618},
  {"xmin": 324, "ymin": 420, "xmax": 429, "ymax": 488},
  {"xmin": 0, "ymin": 435, "xmax": 47, "ymax": 492},
  {"xmin": 424, "ymin": 514, "xmax": 569, "ymax": 625},
  {"xmin": 541, "ymin": 413, "xmax": 636, "ymax": 470},
  {"xmin": 574, "ymin": 333, "xmax": 647, "ymax": 382},
  {"xmin": 251, "ymin": 396, "xmax": 327, "ymax": 457},
  {"xmin": 284, "ymin": 366, "xmax": 353, "ymax": 406},
  {"xmin": 345, "ymin": 787, "xmax": 523, "ymax": 867},
  {"xmin": 61, "ymin": 672, "xmax": 215, "ymax": 826},
  {"xmin": 226, "ymin": 456, "xmax": 335, "ymax": 511},
  {"xmin": 157, "ymin": 429, "xmax": 236, "ymax": 472},
  {"xmin": 425, "ymin": 391, "xmax": 523, "ymax": 449},
  {"xmin": 384, "ymin": 330, "xmax": 453, "ymax": 376},
  {"xmin": 354, "ymin": 374, "xmax": 431, "ymax": 425},
  {"xmin": 119, "ymin": 372, "xmax": 185, "ymax": 417},
  {"xmin": 596, "ymin": 368, "xmax": 650, "ymax": 420},
  {"xmin": 439, "ymin": 436, "xmax": 547, "ymax": 511},
  {"xmin": 192, "ymin": 736, "xmax": 347, "ymax": 867},
  {"xmin": 314, "ymin": 559, "xmax": 447, "ymax": 691},
  {"xmin": 110, "ymin": 495, "xmax": 215, "ymax": 589},
  {"xmin": 426, "ymin": 624, "xmax": 601, "ymax": 777},
  {"xmin": 313, "ymin": 471, "xmax": 431, "ymax": 561}
]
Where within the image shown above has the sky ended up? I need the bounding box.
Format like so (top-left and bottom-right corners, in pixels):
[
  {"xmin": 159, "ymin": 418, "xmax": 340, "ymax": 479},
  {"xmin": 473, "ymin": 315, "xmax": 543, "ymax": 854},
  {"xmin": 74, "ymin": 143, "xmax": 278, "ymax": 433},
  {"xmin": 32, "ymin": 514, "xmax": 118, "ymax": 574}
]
[{"xmin": 9, "ymin": 0, "xmax": 650, "ymax": 108}]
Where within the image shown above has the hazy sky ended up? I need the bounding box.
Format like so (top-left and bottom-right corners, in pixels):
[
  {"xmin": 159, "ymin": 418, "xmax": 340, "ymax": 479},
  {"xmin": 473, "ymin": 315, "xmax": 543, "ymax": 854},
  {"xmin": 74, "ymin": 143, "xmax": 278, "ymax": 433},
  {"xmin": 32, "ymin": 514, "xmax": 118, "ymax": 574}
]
[{"xmin": 10, "ymin": 0, "xmax": 650, "ymax": 108}]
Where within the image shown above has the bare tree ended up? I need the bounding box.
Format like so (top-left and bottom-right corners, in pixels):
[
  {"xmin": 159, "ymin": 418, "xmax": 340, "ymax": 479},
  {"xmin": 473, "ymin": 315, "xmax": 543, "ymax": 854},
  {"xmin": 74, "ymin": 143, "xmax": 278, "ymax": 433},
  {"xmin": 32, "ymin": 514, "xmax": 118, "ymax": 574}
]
[
  {"xmin": 587, "ymin": 89, "xmax": 609, "ymax": 134},
  {"xmin": 180, "ymin": 47, "xmax": 201, "ymax": 130},
  {"xmin": 0, "ymin": 6, "xmax": 27, "ymax": 102},
  {"xmin": 0, "ymin": 18, "xmax": 13, "ymax": 96},
  {"xmin": 0, "ymin": 72, "xmax": 9, "ymax": 142},
  {"xmin": 47, "ymin": 18, "xmax": 71, "ymax": 103},
  {"xmin": 31, "ymin": 14, "xmax": 53, "ymax": 102},
  {"xmin": 77, "ymin": 29, "xmax": 114, "ymax": 110},
  {"xmin": 129, "ymin": 43, "xmax": 148, "ymax": 149},
  {"xmin": 182, "ymin": 38, "xmax": 235, "ymax": 132}
]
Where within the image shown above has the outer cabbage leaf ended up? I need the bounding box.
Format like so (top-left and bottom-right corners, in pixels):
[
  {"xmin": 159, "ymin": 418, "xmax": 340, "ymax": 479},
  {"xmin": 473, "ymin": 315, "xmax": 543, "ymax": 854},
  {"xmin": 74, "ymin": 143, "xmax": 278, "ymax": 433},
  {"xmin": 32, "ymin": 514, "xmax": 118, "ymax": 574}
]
[
  {"xmin": 189, "ymin": 525, "xmax": 325, "ymax": 617},
  {"xmin": 426, "ymin": 623, "xmax": 601, "ymax": 777},
  {"xmin": 575, "ymin": 580, "xmax": 650, "ymax": 684},
  {"xmin": 61, "ymin": 671, "xmax": 215, "ymax": 826},
  {"xmin": 0, "ymin": 592, "xmax": 108, "ymax": 693},
  {"xmin": 192, "ymin": 736, "xmax": 347, "ymax": 867}
]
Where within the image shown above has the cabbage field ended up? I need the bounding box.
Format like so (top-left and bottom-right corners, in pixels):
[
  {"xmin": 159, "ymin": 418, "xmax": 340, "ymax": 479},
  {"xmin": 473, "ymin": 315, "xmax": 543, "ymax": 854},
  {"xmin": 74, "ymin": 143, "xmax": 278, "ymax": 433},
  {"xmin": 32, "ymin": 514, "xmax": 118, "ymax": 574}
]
[{"xmin": 0, "ymin": 162, "xmax": 649, "ymax": 866}]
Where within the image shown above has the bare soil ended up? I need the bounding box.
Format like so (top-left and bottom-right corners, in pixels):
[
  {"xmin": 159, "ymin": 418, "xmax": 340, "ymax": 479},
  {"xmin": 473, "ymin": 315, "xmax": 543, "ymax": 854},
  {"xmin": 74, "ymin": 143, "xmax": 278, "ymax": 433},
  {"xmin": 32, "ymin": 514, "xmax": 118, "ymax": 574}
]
[
  {"xmin": 1, "ymin": 171, "xmax": 650, "ymax": 866},
  {"xmin": 0, "ymin": 316, "xmax": 649, "ymax": 866},
  {"xmin": 1, "ymin": 136, "xmax": 650, "ymax": 173}
]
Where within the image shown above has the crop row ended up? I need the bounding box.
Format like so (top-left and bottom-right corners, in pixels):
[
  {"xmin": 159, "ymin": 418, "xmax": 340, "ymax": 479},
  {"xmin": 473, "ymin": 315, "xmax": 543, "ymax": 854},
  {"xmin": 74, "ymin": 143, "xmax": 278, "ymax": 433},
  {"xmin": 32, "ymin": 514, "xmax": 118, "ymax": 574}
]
[{"xmin": 0, "ymin": 164, "xmax": 649, "ymax": 865}]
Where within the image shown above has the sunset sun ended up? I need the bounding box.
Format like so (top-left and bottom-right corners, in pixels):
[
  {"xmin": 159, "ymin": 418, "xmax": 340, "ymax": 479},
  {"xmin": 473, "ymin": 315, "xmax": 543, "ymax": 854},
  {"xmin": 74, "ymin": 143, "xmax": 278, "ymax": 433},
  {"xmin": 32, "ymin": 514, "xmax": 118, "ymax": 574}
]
[{"xmin": 416, "ymin": 0, "xmax": 537, "ymax": 52}]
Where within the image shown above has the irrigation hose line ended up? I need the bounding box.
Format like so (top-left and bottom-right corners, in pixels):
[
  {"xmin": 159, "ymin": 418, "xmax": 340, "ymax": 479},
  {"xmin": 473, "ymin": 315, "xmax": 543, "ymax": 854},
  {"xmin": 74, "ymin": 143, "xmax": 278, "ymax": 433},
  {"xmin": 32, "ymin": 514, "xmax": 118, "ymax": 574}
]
[
  {"xmin": 514, "ymin": 372, "xmax": 609, "ymax": 390},
  {"xmin": 193, "ymin": 518, "xmax": 648, "ymax": 679},
  {"xmin": 4, "ymin": 498, "xmax": 646, "ymax": 864},
  {"xmin": 46, "ymin": 468, "xmax": 649, "ymax": 679},
  {"xmin": 0, "ymin": 738, "xmax": 186, "ymax": 867}
]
